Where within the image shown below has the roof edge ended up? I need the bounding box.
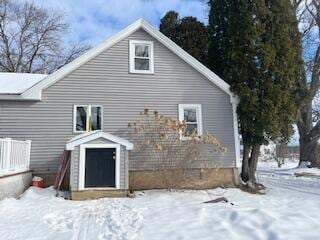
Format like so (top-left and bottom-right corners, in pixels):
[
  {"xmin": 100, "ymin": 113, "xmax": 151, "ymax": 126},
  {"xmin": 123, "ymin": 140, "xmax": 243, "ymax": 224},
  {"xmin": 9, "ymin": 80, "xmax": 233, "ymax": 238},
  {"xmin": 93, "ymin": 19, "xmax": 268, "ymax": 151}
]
[
  {"xmin": 0, "ymin": 94, "xmax": 40, "ymax": 101},
  {"xmin": 66, "ymin": 131, "xmax": 134, "ymax": 150}
]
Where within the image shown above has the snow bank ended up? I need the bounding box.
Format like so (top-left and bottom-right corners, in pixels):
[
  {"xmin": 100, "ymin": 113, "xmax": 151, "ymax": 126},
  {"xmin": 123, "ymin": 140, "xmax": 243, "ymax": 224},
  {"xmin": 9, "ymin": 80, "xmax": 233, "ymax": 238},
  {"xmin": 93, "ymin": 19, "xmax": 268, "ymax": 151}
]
[
  {"xmin": 0, "ymin": 73, "xmax": 47, "ymax": 94},
  {"xmin": 258, "ymin": 160, "xmax": 320, "ymax": 177}
]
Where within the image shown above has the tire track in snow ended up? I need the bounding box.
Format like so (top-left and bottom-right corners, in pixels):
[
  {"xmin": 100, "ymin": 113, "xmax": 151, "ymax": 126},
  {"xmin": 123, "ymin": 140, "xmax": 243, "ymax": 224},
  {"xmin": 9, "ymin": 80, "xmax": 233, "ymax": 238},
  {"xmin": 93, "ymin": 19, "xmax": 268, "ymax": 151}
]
[{"xmin": 258, "ymin": 172, "xmax": 320, "ymax": 196}]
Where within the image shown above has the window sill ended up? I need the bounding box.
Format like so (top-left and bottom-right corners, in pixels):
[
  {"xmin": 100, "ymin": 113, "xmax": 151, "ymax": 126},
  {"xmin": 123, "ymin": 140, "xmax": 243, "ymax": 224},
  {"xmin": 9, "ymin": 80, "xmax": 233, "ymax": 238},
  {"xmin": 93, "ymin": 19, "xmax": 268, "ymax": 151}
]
[
  {"xmin": 74, "ymin": 130, "xmax": 87, "ymax": 134},
  {"xmin": 73, "ymin": 130, "xmax": 102, "ymax": 134},
  {"xmin": 180, "ymin": 135, "xmax": 202, "ymax": 141},
  {"xmin": 180, "ymin": 137, "xmax": 190, "ymax": 141},
  {"xmin": 129, "ymin": 70, "xmax": 154, "ymax": 75}
]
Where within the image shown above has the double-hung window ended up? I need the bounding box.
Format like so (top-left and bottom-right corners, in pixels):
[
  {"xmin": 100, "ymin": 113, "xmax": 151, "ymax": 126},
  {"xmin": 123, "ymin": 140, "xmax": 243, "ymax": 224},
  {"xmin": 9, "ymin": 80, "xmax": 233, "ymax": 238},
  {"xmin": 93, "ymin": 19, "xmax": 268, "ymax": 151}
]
[
  {"xmin": 74, "ymin": 105, "xmax": 102, "ymax": 132},
  {"xmin": 129, "ymin": 40, "xmax": 154, "ymax": 74},
  {"xmin": 178, "ymin": 104, "xmax": 203, "ymax": 138}
]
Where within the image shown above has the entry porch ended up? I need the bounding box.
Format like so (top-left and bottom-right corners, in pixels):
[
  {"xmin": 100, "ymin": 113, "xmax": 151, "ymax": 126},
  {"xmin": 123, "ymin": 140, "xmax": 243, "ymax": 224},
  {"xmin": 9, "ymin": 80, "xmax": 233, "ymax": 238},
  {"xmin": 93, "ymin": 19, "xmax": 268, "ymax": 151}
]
[{"xmin": 66, "ymin": 131, "xmax": 133, "ymax": 200}]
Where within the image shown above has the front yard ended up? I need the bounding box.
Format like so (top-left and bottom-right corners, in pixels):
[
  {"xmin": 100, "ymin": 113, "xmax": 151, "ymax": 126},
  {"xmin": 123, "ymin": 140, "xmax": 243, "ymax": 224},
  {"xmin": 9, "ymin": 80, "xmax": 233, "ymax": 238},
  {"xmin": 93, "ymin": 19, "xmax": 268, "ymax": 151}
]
[{"xmin": 0, "ymin": 163, "xmax": 319, "ymax": 240}]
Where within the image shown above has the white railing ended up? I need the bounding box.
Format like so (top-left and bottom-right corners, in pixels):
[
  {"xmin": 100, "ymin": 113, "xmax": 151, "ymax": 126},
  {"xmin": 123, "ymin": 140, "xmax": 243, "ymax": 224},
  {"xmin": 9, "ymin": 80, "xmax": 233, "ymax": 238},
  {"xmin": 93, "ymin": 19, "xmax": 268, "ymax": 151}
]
[{"xmin": 0, "ymin": 138, "xmax": 31, "ymax": 176}]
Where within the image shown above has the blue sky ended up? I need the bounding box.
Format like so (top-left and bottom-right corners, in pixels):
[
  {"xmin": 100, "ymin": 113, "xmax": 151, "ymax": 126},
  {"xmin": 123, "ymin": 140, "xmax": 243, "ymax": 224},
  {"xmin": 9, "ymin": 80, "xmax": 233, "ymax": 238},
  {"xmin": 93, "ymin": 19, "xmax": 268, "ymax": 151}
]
[{"xmin": 33, "ymin": 0, "xmax": 208, "ymax": 46}]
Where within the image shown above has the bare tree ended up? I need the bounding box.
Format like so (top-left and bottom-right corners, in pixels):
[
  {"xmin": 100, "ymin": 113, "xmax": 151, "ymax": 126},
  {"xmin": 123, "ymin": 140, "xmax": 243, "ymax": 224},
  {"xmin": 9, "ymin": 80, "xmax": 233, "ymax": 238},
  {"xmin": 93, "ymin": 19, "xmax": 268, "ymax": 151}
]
[
  {"xmin": 293, "ymin": 0, "xmax": 320, "ymax": 167},
  {"xmin": 0, "ymin": 0, "xmax": 89, "ymax": 73}
]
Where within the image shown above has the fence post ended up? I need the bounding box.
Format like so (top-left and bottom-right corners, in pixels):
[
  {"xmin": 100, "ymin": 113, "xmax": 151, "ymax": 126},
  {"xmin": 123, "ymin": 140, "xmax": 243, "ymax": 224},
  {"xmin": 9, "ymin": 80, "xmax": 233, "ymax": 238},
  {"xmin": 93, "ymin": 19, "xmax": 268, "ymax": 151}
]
[
  {"xmin": 3, "ymin": 138, "xmax": 12, "ymax": 172},
  {"xmin": 26, "ymin": 140, "xmax": 31, "ymax": 170}
]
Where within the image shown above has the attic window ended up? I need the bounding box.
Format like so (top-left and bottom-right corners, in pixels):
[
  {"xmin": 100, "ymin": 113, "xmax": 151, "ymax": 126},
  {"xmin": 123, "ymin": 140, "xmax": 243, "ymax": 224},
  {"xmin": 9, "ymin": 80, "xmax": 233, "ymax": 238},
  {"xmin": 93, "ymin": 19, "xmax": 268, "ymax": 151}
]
[{"xmin": 129, "ymin": 40, "xmax": 154, "ymax": 74}]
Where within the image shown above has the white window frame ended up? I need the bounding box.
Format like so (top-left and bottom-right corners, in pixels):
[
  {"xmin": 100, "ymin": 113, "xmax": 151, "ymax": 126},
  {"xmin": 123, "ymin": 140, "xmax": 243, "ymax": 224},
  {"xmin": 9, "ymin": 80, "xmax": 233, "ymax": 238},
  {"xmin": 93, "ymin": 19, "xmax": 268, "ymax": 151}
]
[
  {"xmin": 73, "ymin": 105, "xmax": 103, "ymax": 133},
  {"xmin": 178, "ymin": 104, "xmax": 203, "ymax": 140},
  {"xmin": 129, "ymin": 40, "xmax": 154, "ymax": 74},
  {"xmin": 78, "ymin": 143, "xmax": 120, "ymax": 190}
]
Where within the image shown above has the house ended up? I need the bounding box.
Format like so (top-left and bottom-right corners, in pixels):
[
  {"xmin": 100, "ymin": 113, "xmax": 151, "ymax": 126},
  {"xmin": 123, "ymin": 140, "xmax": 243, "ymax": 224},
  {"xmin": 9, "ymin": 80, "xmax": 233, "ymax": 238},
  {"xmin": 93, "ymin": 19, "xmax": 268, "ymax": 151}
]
[{"xmin": 0, "ymin": 19, "xmax": 240, "ymax": 200}]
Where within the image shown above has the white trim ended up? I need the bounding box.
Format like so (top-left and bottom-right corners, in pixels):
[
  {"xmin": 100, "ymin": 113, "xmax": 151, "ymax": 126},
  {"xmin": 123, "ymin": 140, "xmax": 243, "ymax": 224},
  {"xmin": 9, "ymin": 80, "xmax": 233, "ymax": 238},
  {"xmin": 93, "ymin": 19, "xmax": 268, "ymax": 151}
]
[
  {"xmin": 73, "ymin": 105, "xmax": 87, "ymax": 133},
  {"xmin": 232, "ymin": 99, "xmax": 241, "ymax": 168},
  {"xmin": 66, "ymin": 130, "xmax": 133, "ymax": 150},
  {"xmin": 129, "ymin": 40, "xmax": 154, "ymax": 74},
  {"xmin": 79, "ymin": 143, "xmax": 120, "ymax": 190},
  {"xmin": 178, "ymin": 104, "xmax": 203, "ymax": 140},
  {"xmin": 19, "ymin": 18, "xmax": 236, "ymax": 103},
  {"xmin": 0, "ymin": 94, "xmax": 38, "ymax": 101}
]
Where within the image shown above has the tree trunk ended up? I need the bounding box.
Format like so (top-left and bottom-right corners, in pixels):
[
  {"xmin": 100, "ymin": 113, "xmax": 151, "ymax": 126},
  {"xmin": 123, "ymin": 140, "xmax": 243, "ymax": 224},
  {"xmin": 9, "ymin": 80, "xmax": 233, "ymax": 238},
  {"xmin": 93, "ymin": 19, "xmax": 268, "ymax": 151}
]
[
  {"xmin": 241, "ymin": 143, "xmax": 261, "ymax": 185},
  {"xmin": 249, "ymin": 144, "xmax": 260, "ymax": 183},
  {"xmin": 298, "ymin": 103, "xmax": 320, "ymax": 168},
  {"xmin": 241, "ymin": 144, "xmax": 251, "ymax": 182},
  {"xmin": 299, "ymin": 133, "xmax": 320, "ymax": 167}
]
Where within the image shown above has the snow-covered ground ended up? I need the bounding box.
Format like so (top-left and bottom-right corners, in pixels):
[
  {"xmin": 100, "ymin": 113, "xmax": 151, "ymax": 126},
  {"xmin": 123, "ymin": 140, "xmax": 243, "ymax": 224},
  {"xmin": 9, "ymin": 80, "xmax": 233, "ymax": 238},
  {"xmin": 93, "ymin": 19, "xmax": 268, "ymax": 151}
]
[
  {"xmin": 0, "ymin": 162, "xmax": 319, "ymax": 240},
  {"xmin": 258, "ymin": 159, "xmax": 320, "ymax": 177}
]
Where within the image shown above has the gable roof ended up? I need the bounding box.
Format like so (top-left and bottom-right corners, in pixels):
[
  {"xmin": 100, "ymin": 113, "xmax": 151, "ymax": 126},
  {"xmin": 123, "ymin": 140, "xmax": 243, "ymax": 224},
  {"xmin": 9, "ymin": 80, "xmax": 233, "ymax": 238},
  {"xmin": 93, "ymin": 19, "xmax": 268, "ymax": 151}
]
[
  {"xmin": 1, "ymin": 18, "xmax": 236, "ymax": 103},
  {"xmin": 0, "ymin": 73, "xmax": 47, "ymax": 94},
  {"xmin": 66, "ymin": 130, "xmax": 134, "ymax": 150}
]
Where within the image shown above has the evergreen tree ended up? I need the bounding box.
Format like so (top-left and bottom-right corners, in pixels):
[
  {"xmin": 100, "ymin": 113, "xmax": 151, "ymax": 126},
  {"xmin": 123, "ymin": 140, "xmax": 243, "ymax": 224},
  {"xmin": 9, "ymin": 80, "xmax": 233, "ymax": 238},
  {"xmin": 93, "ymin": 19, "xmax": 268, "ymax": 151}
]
[
  {"xmin": 160, "ymin": 11, "xmax": 208, "ymax": 64},
  {"xmin": 159, "ymin": 11, "xmax": 179, "ymax": 42},
  {"xmin": 208, "ymin": 0, "xmax": 303, "ymax": 188},
  {"xmin": 207, "ymin": 0, "xmax": 231, "ymax": 78}
]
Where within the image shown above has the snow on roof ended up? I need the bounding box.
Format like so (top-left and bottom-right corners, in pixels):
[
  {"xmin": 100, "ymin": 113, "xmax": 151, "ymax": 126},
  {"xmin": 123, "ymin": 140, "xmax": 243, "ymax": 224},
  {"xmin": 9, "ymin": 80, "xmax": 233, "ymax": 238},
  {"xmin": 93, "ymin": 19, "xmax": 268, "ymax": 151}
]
[{"xmin": 0, "ymin": 72, "xmax": 48, "ymax": 94}]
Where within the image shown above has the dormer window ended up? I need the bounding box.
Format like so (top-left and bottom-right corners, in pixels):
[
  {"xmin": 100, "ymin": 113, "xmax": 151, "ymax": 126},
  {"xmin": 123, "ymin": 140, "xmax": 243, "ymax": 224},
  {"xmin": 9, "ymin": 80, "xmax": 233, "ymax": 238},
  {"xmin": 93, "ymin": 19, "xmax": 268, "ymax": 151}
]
[{"xmin": 129, "ymin": 40, "xmax": 154, "ymax": 74}]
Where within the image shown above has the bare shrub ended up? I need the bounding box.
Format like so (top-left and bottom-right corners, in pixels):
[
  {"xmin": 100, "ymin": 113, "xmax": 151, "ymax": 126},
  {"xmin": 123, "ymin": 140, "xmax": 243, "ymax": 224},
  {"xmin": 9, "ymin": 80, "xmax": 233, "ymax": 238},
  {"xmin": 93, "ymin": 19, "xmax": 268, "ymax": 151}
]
[{"xmin": 128, "ymin": 109, "xmax": 225, "ymax": 190}]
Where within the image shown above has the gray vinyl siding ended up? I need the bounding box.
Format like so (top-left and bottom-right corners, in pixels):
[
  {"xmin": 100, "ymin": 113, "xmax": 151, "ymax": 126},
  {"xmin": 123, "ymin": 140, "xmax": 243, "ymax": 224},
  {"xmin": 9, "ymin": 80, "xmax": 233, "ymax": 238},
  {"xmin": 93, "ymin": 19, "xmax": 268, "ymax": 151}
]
[
  {"xmin": 69, "ymin": 137, "xmax": 128, "ymax": 191},
  {"xmin": 70, "ymin": 150, "xmax": 77, "ymax": 191},
  {"xmin": 0, "ymin": 29, "xmax": 236, "ymax": 176}
]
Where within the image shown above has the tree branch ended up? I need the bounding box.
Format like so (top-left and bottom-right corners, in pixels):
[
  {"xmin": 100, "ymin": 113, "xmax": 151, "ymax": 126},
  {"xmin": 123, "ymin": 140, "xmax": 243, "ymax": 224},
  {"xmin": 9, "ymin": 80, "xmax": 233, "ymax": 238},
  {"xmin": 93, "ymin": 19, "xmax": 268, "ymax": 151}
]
[{"xmin": 0, "ymin": 0, "xmax": 87, "ymax": 73}]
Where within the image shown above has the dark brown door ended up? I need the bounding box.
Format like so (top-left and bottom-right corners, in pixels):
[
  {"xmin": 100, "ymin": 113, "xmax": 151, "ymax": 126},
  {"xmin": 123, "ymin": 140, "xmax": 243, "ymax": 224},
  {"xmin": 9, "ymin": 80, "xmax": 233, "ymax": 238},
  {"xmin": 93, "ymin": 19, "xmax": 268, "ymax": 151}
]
[{"xmin": 85, "ymin": 148, "xmax": 116, "ymax": 188}]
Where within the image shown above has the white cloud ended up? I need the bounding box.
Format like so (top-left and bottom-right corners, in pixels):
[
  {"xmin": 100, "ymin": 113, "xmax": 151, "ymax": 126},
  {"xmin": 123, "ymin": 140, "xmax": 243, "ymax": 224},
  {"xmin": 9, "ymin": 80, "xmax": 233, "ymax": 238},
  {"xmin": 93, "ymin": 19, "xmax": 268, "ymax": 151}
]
[{"xmin": 31, "ymin": 0, "xmax": 207, "ymax": 46}]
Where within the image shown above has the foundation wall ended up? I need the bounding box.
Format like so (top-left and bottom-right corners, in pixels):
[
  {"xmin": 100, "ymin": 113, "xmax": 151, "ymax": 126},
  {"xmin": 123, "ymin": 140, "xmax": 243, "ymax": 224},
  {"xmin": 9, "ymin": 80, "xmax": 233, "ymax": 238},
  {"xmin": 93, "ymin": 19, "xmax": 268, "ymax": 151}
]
[
  {"xmin": 71, "ymin": 190, "xmax": 128, "ymax": 200},
  {"xmin": 129, "ymin": 168, "xmax": 236, "ymax": 190},
  {"xmin": 0, "ymin": 171, "xmax": 32, "ymax": 199},
  {"xmin": 36, "ymin": 168, "xmax": 237, "ymax": 200}
]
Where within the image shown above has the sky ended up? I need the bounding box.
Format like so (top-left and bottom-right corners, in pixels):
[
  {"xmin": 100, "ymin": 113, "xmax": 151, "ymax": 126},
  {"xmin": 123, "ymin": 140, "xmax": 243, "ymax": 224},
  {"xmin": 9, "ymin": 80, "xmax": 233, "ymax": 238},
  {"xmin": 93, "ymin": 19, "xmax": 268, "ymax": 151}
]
[{"xmin": 32, "ymin": 0, "xmax": 208, "ymax": 46}]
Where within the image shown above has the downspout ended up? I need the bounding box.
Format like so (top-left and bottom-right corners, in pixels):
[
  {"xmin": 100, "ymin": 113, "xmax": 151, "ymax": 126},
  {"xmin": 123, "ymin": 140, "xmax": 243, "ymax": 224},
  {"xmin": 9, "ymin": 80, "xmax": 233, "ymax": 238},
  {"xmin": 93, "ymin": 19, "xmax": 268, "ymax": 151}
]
[{"xmin": 231, "ymin": 95, "xmax": 241, "ymax": 185}]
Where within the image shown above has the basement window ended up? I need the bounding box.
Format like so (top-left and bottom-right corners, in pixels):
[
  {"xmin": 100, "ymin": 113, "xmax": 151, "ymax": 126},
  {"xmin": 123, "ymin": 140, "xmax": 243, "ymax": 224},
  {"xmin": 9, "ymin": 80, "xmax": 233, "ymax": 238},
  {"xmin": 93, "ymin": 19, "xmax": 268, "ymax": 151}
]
[
  {"xmin": 129, "ymin": 40, "xmax": 154, "ymax": 74},
  {"xmin": 74, "ymin": 105, "xmax": 102, "ymax": 132},
  {"xmin": 178, "ymin": 104, "xmax": 203, "ymax": 139}
]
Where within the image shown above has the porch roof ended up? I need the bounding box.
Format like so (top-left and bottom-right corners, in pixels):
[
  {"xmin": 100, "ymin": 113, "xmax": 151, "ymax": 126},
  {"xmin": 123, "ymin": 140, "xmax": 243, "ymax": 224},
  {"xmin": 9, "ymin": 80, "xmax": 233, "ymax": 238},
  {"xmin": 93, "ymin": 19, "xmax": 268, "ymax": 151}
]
[{"xmin": 66, "ymin": 131, "xmax": 134, "ymax": 150}]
